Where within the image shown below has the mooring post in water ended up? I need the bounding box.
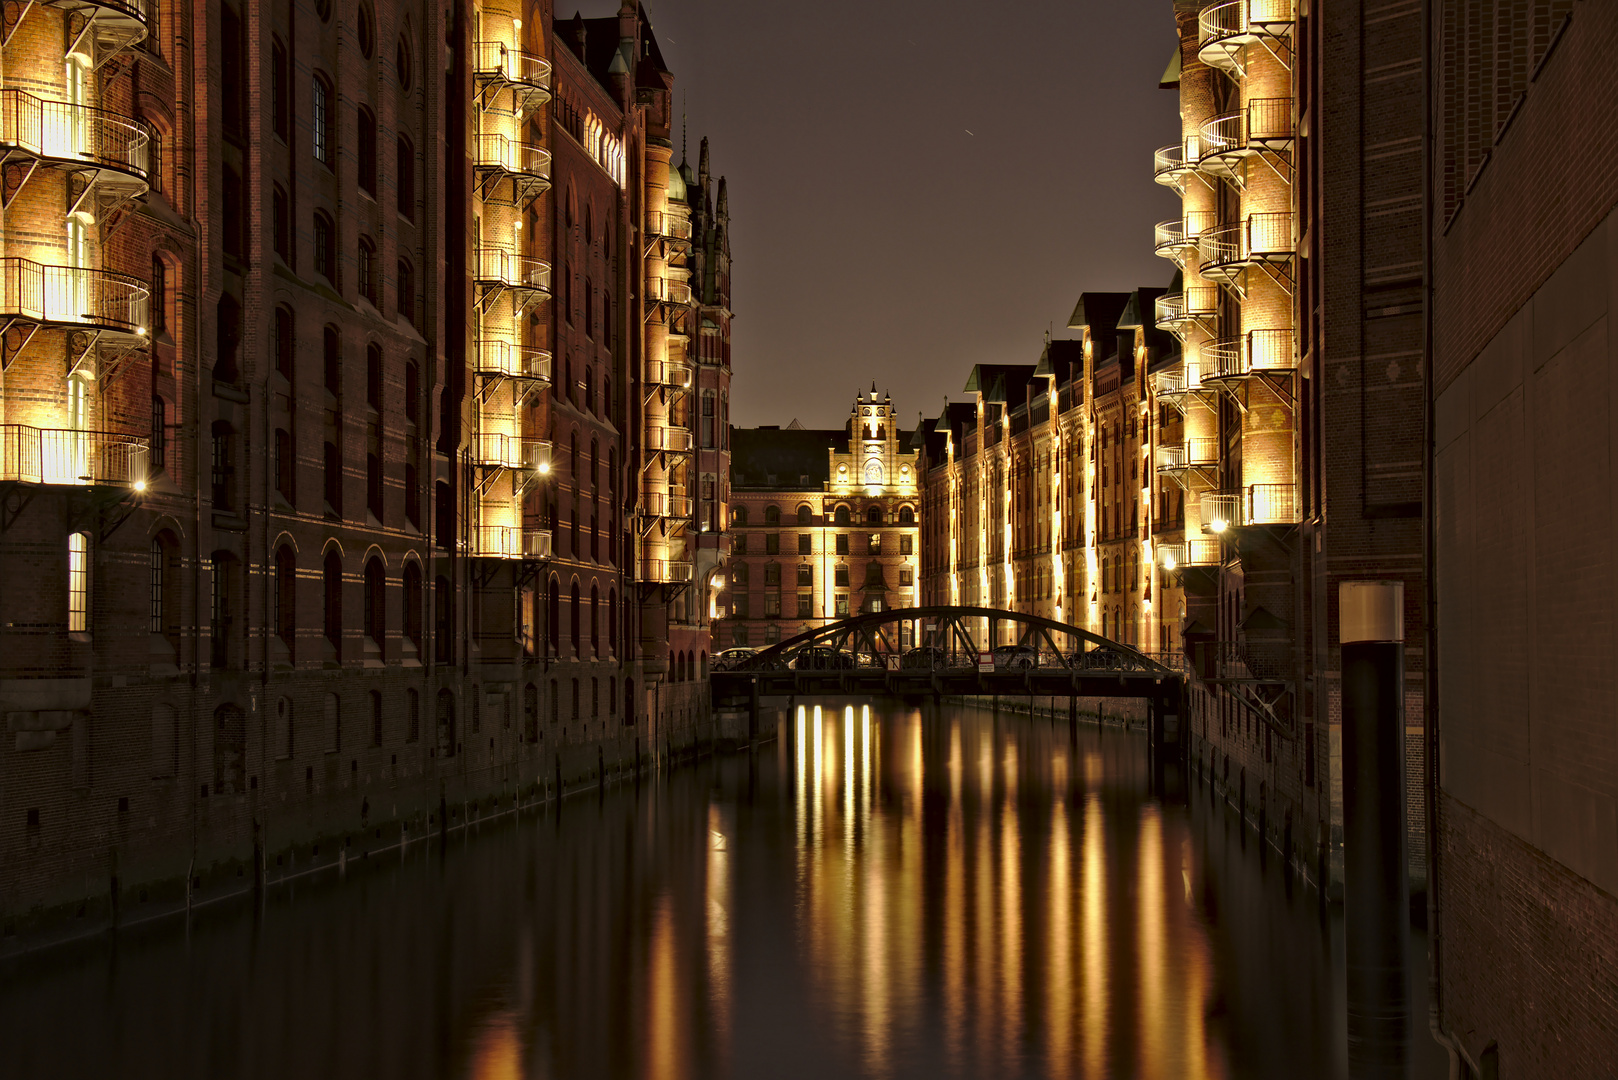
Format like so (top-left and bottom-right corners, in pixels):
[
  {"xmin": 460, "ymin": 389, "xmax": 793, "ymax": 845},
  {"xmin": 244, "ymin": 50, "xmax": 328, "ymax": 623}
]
[{"xmin": 1340, "ymin": 580, "xmax": 1409, "ymax": 1080}]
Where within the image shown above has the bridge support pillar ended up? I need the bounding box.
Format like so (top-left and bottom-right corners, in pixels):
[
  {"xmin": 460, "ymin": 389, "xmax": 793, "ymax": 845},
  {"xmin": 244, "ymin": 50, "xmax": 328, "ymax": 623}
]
[
  {"xmin": 748, "ymin": 681, "xmax": 760, "ymax": 749},
  {"xmin": 1340, "ymin": 581, "xmax": 1409, "ymax": 1080}
]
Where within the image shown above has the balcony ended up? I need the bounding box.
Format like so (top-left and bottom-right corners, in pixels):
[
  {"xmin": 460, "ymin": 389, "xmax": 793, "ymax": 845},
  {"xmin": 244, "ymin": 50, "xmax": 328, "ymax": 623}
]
[
  {"xmin": 645, "ymin": 425, "xmax": 694, "ymax": 453},
  {"xmin": 1247, "ymin": 482, "xmax": 1298, "ymax": 525},
  {"xmin": 0, "ymin": 258, "xmax": 149, "ymax": 340},
  {"xmin": 646, "ymin": 209, "xmax": 693, "ymax": 244},
  {"xmin": 472, "ymin": 41, "xmax": 552, "ymax": 113},
  {"xmin": 646, "ymin": 359, "xmax": 692, "ymax": 390},
  {"xmin": 57, "ymin": 0, "xmax": 150, "ymax": 66},
  {"xmin": 474, "ymin": 339, "xmax": 551, "ymax": 383},
  {"xmin": 643, "ymin": 491, "xmax": 694, "ymax": 519},
  {"xmin": 1204, "ymin": 327, "xmax": 1296, "ymax": 384},
  {"xmin": 1154, "ymin": 286, "xmax": 1219, "ymax": 335},
  {"xmin": 473, "ymin": 247, "xmax": 551, "ymax": 315},
  {"xmin": 0, "ymin": 91, "xmax": 152, "ymax": 199},
  {"xmin": 1196, "ymin": 213, "xmax": 1293, "ymax": 286},
  {"xmin": 646, "ymin": 276, "xmax": 694, "ymax": 306},
  {"xmin": 472, "ymin": 525, "xmax": 552, "ymax": 560},
  {"xmin": 472, "ymin": 134, "xmax": 551, "ymax": 208},
  {"xmin": 471, "ymin": 433, "xmax": 550, "ymax": 474},
  {"xmin": 1201, "ymin": 492, "xmax": 1244, "ymax": 533},
  {"xmin": 641, "ymin": 558, "xmax": 695, "ymax": 584},
  {"xmin": 0, "ymin": 425, "xmax": 147, "ymax": 486},
  {"xmin": 1198, "ymin": 99, "xmax": 1293, "ymax": 183},
  {"xmin": 1197, "ymin": 0, "xmax": 1294, "ymax": 78},
  {"xmin": 1153, "ymin": 210, "xmax": 1216, "ymax": 267},
  {"xmin": 1151, "ymin": 134, "xmax": 1203, "ymax": 191},
  {"xmin": 1156, "ymin": 437, "xmax": 1220, "ymax": 476},
  {"xmin": 1158, "ymin": 538, "xmax": 1223, "ymax": 570}
]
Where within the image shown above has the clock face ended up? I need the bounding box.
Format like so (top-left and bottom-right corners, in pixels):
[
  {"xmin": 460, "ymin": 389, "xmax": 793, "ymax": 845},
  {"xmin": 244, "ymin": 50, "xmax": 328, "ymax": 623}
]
[{"xmin": 864, "ymin": 459, "xmax": 884, "ymax": 485}]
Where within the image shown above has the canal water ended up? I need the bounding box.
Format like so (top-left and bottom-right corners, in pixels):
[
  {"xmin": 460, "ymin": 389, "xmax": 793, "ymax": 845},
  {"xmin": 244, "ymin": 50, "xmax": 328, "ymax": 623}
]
[{"xmin": 0, "ymin": 700, "xmax": 1445, "ymax": 1079}]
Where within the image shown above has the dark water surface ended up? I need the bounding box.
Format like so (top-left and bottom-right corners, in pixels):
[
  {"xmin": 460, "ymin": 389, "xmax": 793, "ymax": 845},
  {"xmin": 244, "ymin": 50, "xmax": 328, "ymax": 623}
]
[{"xmin": 0, "ymin": 701, "xmax": 1445, "ymax": 1079}]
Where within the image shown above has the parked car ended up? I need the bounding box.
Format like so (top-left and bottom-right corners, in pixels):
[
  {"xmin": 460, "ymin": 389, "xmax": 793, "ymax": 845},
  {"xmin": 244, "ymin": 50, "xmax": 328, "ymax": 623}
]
[
  {"xmin": 712, "ymin": 647, "xmax": 757, "ymax": 671},
  {"xmin": 794, "ymin": 646, "xmax": 856, "ymax": 670},
  {"xmin": 901, "ymin": 646, "xmax": 947, "ymax": 670},
  {"xmin": 1072, "ymin": 644, "xmax": 1148, "ymax": 671},
  {"xmin": 993, "ymin": 644, "xmax": 1040, "ymax": 671}
]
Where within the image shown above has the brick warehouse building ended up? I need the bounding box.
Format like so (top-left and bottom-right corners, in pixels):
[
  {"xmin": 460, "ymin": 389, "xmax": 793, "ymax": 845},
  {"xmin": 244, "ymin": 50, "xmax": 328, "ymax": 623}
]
[
  {"xmin": 1429, "ymin": 1, "xmax": 1618, "ymax": 1075},
  {"xmin": 723, "ymin": 392, "xmax": 920, "ymax": 650},
  {"xmin": 0, "ymin": 0, "xmax": 733, "ymax": 946}
]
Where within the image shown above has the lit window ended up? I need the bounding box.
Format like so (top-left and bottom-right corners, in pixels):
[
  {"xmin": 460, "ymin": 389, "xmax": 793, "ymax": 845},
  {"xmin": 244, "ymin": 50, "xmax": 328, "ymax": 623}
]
[
  {"xmin": 68, "ymin": 532, "xmax": 89, "ymax": 633},
  {"xmin": 149, "ymin": 540, "xmax": 163, "ymax": 633}
]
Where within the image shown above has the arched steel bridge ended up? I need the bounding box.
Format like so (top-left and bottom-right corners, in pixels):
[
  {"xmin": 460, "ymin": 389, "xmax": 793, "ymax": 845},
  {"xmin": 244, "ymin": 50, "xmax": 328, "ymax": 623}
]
[{"xmin": 710, "ymin": 606, "xmax": 1186, "ymax": 707}]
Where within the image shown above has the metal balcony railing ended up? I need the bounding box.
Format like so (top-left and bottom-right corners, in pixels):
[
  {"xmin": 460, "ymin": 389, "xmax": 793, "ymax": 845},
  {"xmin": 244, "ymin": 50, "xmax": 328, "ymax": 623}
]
[
  {"xmin": 645, "ymin": 425, "xmax": 694, "ymax": 452},
  {"xmin": 473, "ymin": 41, "xmax": 552, "ymax": 93},
  {"xmin": 641, "ymin": 558, "xmax": 694, "ymax": 584},
  {"xmin": 647, "ymin": 276, "xmax": 693, "ymax": 305},
  {"xmin": 1153, "ymin": 286, "xmax": 1219, "ymax": 332},
  {"xmin": 1247, "ymin": 482, "xmax": 1298, "ymax": 524},
  {"xmin": 0, "ymin": 258, "xmax": 149, "ymax": 336},
  {"xmin": 1201, "ymin": 492, "xmax": 1243, "ymax": 532},
  {"xmin": 646, "ymin": 209, "xmax": 693, "ymax": 242},
  {"xmin": 1153, "ymin": 210, "xmax": 1216, "ymax": 265},
  {"xmin": 1152, "ymin": 134, "xmax": 1203, "ymax": 188},
  {"xmin": 1205, "ymin": 327, "xmax": 1297, "ymax": 382},
  {"xmin": 472, "ymin": 526, "xmax": 553, "ymax": 560},
  {"xmin": 0, "ymin": 425, "xmax": 147, "ymax": 486},
  {"xmin": 474, "ymin": 339, "xmax": 551, "ymax": 382},
  {"xmin": 473, "ymin": 134, "xmax": 551, "ymax": 180},
  {"xmin": 1199, "ymin": 98, "xmax": 1293, "ymax": 175},
  {"xmin": 1198, "ymin": 0, "xmax": 1294, "ymax": 75},
  {"xmin": 643, "ymin": 491, "xmax": 694, "ymax": 518},
  {"xmin": 1158, "ymin": 538, "xmax": 1223, "ymax": 569},
  {"xmin": 0, "ymin": 90, "xmax": 152, "ymax": 180},
  {"xmin": 1197, "ymin": 213, "xmax": 1293, "ymax": 282},
  {"xmin": 474, "ymin": 248, "xmax": 551, "ymax": 292},
  {"xmin": 646, "ymin": 359, "xmax": 692, "ymax": 389},
  {"xmin": 1156, "ymin": 437, "xmax": 1220, "ymax": 474},
  {"xmin": 471, "ymin": 433, "xmax": 551, "ymax": 473}
]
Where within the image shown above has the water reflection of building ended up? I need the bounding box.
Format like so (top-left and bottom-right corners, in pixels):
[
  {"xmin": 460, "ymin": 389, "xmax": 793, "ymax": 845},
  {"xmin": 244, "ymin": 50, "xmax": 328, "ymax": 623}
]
[{"xmin": 724, "ymin": 390, "xmax": 921, "ymax": 649}]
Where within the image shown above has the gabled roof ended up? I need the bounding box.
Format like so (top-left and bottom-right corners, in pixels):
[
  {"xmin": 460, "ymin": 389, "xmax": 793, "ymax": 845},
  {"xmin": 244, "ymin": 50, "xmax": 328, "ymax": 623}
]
[
  {"xmin": 963, "ymin": 364, "xmax": 1038, "ymax": 409},
  {"xmin": 1067, "ymin": 292, "xmax": 1131, "ymax": 333}
]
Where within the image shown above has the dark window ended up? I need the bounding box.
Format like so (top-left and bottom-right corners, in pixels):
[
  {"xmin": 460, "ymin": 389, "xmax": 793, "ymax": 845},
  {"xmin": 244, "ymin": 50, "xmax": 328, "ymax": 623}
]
[
  {"xmin": 221, "ymin": 6, "xmax": 243, "ymax": 135},
  {"xmin": 765, "ymin": 533, "xmax": 779, "ymax": 555},
  {"xmin": 797, "ymin": 504, "xmax": 812, "ymax": 526},
  {"xmin": 363, "ymin": 559, "xmax": 385, "ymax": 645},
  {"xmin": 323, "ymin": 552, "xmax": 343, "ymax": 660},
  {"xmin": 584, "ymin": 278, "xmax": 593, "ymax": 338},
  {"xmin": 275, "ymin": 545, "xmax": 296, "ymax": 655},
  {"xmin": 324, "ymin": 441, "xmax": 342, "ymax": 514},
  {"xmin": 314, "ymin": 212, "xmax": 335, "ymax": 281},
  {"xmin": 274, "ymin": 428, "xmax": 294, "ymax": 500},
  {"xmin": 403, "ymin": 562, "xmax": 422, "ymax": 654},
  {"xmin": 357, "ymin": 107, "xmax": 377, "ymax": 194},
  {"xmin": 214, "ymin": 294, "xmax": 240, "ymax": 383},
  {"xmin": 797, "ymin": 534, "xmax": 811, "ymax": 555},
  {"xmin": 356, "ymin": 0, "xmax": 375, "ymax": 57},
  {"xmin": 271, "ymin": 37, "xmax": 289, "ymax": 140},
  {"xmin": 835, "ymin": 534, "xmax": 849, "ymax": 556},
  {"xmin": 367, "ymin": 450, "xmax": 382, "ymax": 519},
  {"xmin": 396, "ymin": 135, "xmax": 415, "ymax": 219},
  {"xmin": 434, "ymin": 578, "xmax": 453, "ymax": 662},
  {"xmin": 569, "ymin": 582, "xmax": 580, "ymax": 655},
  {"xmin": 210, "ymin": 421, "xmax": 235, "ymax": 510},
  {"xmin": 312, "ymin": 73, "xmax": 334, "ymax": 167},
  {"xmin": 404, "ymin": 363, "xmax": 419, "ymax": 424},
  {"xmin": 274, "ymin": 307, "xmax": 294, "ymax": 380},
  {"xmin": 272, "ymin": 185, "xmax": 289, "ymax": 260},
  {"xmin": 396, "ymin": 36, "xmax": 412, "ymax": 90},
  {"xmin": 397, "ymin": 258, "xmax": 415, "ymax": 324},
  {"xmin": 835, "ymin": 506, "xmax": 851, "ymax": 525},
  {"xmin": 835, "ymin": 565, "xmax": 850, "ymax": 588},
  {"xmin": 435, "ymin": 480, "xmax": 452, "ymax": 549},
  {"xmin": 150, "ymin": 256, "xmax": 167, "ymax": 334},
  {"xmin": 366, "ymin": 344, "xmax": 382, "ymax": 408},
  {"xmin": 323, "ymin": 326, "xmax": 341, "ymax": 394},
  {"xmin": 358, "ymin": 236, "xmax": 378, "ymax": 306}
]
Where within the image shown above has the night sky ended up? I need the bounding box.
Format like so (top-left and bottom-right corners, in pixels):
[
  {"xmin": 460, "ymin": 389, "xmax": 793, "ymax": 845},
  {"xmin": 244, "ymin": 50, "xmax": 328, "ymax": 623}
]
[{"xmin": 635, "ymin": 0, "xmax": 1181, "ymax": 428}]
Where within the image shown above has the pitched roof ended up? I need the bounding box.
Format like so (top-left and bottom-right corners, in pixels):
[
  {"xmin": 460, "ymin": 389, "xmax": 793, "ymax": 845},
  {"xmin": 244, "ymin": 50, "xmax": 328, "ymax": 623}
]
[{"xmin": 731, "ymin": 428, "xmax": 840, "ymax": 489}]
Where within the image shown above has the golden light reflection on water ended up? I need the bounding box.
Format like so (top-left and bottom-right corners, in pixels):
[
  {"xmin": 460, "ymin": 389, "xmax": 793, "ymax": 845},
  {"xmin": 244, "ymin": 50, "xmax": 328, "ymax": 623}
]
[{"xmin": 785, "ymin": 706, "xmax": 1226, "ymax": 1078}]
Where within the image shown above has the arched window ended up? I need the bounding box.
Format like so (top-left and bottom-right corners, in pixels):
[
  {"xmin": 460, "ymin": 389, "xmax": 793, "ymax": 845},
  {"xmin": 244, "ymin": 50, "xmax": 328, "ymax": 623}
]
[
  {"xmin": 590, "ymin": 585, "xmax": 600, "ymax": 657},
  {"xmin": 357, "ymin": 105, "xmax": 377, "ymax": 193},
  {"xmin": 396, "ymin": 134, "xmax": 415, "ymax": 220},
  {"xmin": 584, "ymin": 278, "xmax": 594, "ymax": 339},
  {"xmin": 797, "ymin": 504, "xmax": 812, "ymax": 525},
  {"xmin": 764, "ymin": 505, "xmax": 780, "ymax": 525},
  {"xmin": 834, "ymin": 505, "xmax": 851, "ymax": 526},
  {"xmin": 214, "ymin": 294, "xmax": 240, "ymax": 382},
  {"xmin": 584, "ymin": 204, "xmax": 593, "ymax": 246},
  {"xmin": 363, "ymin": 557, "xmax": 385, "ymax": 648},
  {"xmin": 323, "ymin": 551, "xmax": 343, "ymax": 660},
  {"xmin": 314, "ymin": 210, "xmax": 336, "ymax": 280},
  {"xmin": 867, "ymin": 506, "xmax": 883, "ymax": 524},
  {"xmin": 402, "ymin": 561, "xmax": 422, "ymax": 656},
  {"xmin": 152, "ymin": 532, "xmax": 181, "ymax": 652},
  {"xmin": 569, "ymin": 581, "xmax": 581, "ymax": 655},
  {"xmin": 732, "ymin": 507, "xmax": 748, "ymax": 526},
  {"xmin": 396, "ymin": 34, "xmax": 412, "ymax": 90},
  {"xmin": 397, "ymin": 258, "xmax": 415, "ymax": 324},
  {"xmin": 607, "ymin": 589, "xmax": 617, "ymax": 656},
  {"xmin": 311, "ymin": 71, "xmax": 335, "ymax": 167},
  {"xmin": 358, "ymin": 235, "xmax": 378, "ymax": 306},
  {"xmin": 898, "ymin": 506, "xmax": 915, "ymax": 524}
]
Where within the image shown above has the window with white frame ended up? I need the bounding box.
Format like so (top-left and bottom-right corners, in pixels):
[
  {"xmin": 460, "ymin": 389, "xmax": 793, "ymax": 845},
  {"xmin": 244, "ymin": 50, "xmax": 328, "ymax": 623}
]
[{"xmin": 68, "ymin": 532, "xmax": 89, "ymax": 633}]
